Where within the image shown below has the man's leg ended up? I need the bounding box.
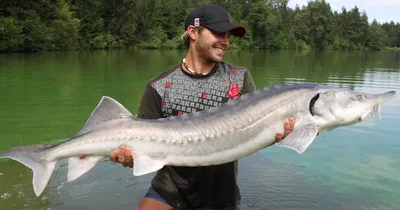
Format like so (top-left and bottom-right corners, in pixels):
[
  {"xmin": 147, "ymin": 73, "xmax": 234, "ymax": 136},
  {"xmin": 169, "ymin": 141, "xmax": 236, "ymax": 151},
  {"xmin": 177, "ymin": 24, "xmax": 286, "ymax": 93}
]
[
  {"xmin": 137, "ymin": 187, "xmax": 175, "ymax": 210},
  {"xmin": 138, "ymin": 198, "xmax": 175, "ymax": 210}
]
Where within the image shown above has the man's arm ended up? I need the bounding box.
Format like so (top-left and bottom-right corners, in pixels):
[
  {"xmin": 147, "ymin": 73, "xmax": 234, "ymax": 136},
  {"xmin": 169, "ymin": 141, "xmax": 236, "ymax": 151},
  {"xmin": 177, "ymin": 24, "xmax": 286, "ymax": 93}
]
[
  {"xmin": 242, "ymin": 69, "xmax": 256, "ymax": 94},
  {"xmin": 109, "ymin": 84, "xmax": 163, "ymax": 168},
  {"xmin": 136, "ymin": 84, "xmax": 163, "ymax": 120}
]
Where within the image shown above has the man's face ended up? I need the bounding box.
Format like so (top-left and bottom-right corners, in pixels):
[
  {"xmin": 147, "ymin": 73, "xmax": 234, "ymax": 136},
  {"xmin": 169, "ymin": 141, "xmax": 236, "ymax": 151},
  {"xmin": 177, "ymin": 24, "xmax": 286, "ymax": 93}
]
[{"xmin": 194, "ymin": 27, "xmax": 230, "ymax": 63}]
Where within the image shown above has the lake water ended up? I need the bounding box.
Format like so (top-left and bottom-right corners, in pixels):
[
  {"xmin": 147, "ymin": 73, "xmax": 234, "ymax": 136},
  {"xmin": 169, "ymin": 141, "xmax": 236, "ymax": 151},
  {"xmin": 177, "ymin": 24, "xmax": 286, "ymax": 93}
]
[{"xmin": 0, "ymin": 50, "xmax": 399, "ymax": 210}]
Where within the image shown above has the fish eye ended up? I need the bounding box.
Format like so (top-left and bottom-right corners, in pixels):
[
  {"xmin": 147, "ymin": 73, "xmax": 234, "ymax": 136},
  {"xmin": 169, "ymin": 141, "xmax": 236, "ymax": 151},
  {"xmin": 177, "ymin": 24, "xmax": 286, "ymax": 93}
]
[{"xmin": 357, "ymin": 95, "xmax": 364, "ymax": 100}]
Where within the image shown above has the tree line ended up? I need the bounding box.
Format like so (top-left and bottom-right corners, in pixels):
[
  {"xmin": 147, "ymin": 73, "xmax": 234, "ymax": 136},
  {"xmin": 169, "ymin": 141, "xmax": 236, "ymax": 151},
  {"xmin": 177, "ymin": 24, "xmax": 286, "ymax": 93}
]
[{"xmin": 1, "ymin": 0, "xmax": 399, "ymax": 52}]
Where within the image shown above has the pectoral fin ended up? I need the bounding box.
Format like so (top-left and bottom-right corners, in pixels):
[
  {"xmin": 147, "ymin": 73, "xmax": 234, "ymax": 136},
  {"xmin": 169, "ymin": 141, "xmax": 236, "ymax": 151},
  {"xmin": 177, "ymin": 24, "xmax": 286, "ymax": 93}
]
[
  {"xmin": 133, "ymin": 155, "xmax": 165, "ymax": 176},
  {"xmin": 276, "ymin": 122, "xmax": 319, "ymax": 154}
]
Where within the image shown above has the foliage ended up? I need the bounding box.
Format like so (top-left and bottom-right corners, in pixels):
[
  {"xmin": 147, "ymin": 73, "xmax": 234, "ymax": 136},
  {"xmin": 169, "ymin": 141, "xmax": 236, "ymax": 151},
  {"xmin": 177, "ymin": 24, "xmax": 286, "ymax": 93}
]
[{"xmin": 0, "ymin": 0, "xmax": 398, "ymax": 52}]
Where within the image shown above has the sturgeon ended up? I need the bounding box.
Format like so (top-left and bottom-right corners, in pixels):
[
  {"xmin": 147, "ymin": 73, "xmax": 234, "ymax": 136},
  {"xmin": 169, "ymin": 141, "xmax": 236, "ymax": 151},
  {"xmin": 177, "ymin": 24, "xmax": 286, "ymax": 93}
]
[{"xmin": 0, "ymin": 83, "xmax": 396, "ymax": 197}]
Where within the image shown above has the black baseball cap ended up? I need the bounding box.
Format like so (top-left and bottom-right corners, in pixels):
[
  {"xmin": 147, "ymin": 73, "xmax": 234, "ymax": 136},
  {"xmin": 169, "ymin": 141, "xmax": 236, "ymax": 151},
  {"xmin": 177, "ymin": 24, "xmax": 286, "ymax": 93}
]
[{"xmin": 184, "ymin": 4, "xmax": 246, "ymax": 37}]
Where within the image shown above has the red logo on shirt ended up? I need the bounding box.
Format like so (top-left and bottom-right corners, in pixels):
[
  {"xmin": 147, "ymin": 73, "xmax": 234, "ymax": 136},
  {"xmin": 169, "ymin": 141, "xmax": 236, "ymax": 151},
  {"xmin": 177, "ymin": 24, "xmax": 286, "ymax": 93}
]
[
  {"xmin": 166, "ymin": 82, "xmax": 171, "ymax": 88},
  {"xmin": 228, "ymin": 83, "xmax": 240, "ymax": 99}
]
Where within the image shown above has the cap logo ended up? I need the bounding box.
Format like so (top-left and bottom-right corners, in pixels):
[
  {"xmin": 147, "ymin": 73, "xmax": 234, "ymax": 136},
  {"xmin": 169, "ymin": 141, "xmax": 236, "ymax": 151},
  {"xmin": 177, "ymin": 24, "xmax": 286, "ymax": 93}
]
[{"xmin": 194, "ymin": 18, "xmax": 200, "ymax": 27}]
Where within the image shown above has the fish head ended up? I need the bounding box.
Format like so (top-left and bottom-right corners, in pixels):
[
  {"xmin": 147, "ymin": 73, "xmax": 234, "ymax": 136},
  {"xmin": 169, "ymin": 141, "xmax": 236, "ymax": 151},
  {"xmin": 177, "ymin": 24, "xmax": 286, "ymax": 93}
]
[{"xmin": 311, "ymin": 88, "xmax": 396, "ymax": 131}]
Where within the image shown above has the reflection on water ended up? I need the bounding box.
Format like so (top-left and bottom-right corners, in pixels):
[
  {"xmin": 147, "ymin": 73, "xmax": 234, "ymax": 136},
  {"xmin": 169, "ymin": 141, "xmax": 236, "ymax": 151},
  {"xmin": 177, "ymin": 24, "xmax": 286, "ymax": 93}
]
[{"xmin": 0, "ymin": 50, "xmax": 399, "ymax": 209}]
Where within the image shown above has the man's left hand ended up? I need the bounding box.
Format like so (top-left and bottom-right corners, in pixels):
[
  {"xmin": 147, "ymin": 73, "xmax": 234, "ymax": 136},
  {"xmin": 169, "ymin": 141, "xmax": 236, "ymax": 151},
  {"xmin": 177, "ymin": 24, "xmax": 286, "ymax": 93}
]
[{"xmin": 275, "ymin": 117, "xmax": 296, "ymax": 142}]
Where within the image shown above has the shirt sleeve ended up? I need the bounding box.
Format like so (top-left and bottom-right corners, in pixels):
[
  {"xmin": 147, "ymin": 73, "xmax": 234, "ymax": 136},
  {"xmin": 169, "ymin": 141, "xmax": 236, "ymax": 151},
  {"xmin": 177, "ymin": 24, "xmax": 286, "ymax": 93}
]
[
  {"xmin": 241, "ymin": 69, "xmax": 256, "ymax": 95},
  {"xmin": 136, "ymin": 84, "xmax": 164, "ymax": 120}
]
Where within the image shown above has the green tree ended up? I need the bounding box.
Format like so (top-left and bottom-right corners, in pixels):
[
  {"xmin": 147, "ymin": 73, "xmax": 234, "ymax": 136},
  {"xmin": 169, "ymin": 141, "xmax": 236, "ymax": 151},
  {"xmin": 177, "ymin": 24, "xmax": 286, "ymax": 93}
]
[
  {"xmin": 50, "ymin": 0, "xmax": 80, "ymax": 50},
  {"xmin": 0, "ymin": 18, "xmax": 24, "ymax": 51},
  {"xmin": 367, "ymin": 20, "xmax": 389, "ymax": 50},
  {"xmin": 0, "ymin": 0, "xmax": 399, "ymax": 51}
]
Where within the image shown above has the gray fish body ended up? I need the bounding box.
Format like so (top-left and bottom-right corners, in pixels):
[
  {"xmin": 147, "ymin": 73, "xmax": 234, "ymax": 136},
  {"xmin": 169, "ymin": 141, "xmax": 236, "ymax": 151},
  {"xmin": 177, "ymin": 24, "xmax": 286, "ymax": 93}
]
[
  {"xmin": 0, "ymin": 83, "xmax": 396, "ymax": 197},
  {"xmin": 47, "ymin": 83, "xmax": 318, "ymax": 165}
]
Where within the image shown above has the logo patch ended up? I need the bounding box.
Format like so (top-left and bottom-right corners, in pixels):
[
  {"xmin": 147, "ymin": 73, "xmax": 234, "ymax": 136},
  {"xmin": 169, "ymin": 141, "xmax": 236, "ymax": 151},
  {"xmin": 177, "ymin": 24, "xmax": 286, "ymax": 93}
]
[{"xmin": 194, "ymin": 18, "xmax": 200, "ymax": 27}]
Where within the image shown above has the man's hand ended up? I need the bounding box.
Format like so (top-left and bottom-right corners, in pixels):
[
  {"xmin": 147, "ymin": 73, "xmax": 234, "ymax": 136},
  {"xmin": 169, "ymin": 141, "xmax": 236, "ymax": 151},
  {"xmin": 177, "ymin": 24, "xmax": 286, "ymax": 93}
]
[
  {"xmin": 110, "ymin": 117, "xmax": 296, "ymax": 167},
  {"xmin": 110, "ymin": 145, "xmax": 134, "ymax": 168},
  {"xmin": 275, "ymin": 117, "xmax": 296, "ymax": 142}
]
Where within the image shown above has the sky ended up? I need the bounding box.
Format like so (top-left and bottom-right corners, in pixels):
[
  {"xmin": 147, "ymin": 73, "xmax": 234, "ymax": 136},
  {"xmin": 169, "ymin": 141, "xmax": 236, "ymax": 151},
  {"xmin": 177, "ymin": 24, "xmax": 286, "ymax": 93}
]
[{"xmin": 287, "ymin": 0, "xmax": 400, "ymax": 24}]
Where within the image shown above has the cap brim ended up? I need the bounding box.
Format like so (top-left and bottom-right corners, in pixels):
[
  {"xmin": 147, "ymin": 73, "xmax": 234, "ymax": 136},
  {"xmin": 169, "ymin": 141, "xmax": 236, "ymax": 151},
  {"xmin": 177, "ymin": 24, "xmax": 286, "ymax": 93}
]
[{"xmin": 205, "ymin": 22, "xmax": 246, "ymax": 37}]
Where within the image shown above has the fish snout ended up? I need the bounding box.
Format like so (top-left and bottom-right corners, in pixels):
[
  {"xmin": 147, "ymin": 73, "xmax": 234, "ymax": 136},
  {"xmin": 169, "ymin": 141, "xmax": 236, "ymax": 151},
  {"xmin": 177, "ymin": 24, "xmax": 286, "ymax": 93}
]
[
  {"xmin": 369, "ymin": 91, "xmax": 396, "ymax": 119},
  {"xmin": 377, "ymin": 91, "xmax": 396, "ymax": 104}
]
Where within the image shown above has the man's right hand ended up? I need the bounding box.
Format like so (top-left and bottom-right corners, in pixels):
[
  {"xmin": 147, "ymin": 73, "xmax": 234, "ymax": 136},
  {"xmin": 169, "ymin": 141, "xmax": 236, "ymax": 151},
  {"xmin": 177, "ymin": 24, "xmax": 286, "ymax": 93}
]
[{"xmin": 110, "ymin": 145, "xmax": 134, "ymax": 168}]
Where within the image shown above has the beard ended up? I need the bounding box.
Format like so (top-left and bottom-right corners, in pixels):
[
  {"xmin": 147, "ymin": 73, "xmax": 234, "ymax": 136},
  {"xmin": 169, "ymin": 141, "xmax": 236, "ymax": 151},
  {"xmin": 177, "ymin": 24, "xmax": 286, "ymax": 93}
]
[{"xmin": 195, "ymin": 37, "xmax": 228, "ymax": 63}]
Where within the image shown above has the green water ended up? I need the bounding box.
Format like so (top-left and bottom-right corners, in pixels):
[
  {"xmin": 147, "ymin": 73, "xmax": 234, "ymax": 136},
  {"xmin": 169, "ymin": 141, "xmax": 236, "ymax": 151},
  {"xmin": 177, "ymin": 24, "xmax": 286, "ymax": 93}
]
[{"xmin": 0, "ymin": 50, "xmax": 399, "ymax": 210}]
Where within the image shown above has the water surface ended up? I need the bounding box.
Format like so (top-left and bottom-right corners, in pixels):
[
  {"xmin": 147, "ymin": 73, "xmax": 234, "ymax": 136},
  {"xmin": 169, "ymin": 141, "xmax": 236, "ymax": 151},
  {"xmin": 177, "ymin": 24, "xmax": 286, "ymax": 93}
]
[{"xmin": 0, "ymin": 50, "xmax": 399, "ymax": 209}]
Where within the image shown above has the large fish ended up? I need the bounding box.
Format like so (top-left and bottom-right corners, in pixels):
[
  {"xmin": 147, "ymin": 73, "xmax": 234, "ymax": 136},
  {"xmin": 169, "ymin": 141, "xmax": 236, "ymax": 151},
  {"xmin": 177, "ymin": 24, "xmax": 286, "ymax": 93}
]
[{"xmin": 0, "ymin": 83, "xmax": 396, "ymax": 197}]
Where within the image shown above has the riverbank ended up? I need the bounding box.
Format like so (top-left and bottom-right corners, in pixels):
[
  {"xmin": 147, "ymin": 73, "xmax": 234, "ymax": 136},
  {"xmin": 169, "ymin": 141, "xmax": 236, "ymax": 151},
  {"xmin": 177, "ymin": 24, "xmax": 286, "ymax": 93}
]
[{"xmin": 387, "ymin": 47, "xmax": 400, "ymax": 52}]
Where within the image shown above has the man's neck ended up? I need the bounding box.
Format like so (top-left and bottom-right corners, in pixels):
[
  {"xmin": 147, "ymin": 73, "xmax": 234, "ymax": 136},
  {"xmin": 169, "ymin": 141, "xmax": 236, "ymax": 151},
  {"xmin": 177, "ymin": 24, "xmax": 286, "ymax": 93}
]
[{"xmin": 183, "ymin": 52, "xmax": 217, "ymax": 75}]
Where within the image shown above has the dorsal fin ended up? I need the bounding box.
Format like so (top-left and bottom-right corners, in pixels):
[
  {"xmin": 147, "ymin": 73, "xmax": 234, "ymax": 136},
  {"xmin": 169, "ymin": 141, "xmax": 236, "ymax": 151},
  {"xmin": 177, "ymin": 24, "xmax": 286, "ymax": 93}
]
[{"xmin": 75, "ymin": 96, "xmax": 133, "ymax": 137}]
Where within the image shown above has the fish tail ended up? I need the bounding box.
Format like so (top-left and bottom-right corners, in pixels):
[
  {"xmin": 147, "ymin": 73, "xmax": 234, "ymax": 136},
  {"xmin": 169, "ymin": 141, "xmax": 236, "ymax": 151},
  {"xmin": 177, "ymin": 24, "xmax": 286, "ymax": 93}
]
[{"xmin": 0, "ymin": 144, "xmax": 57, "ymax": 197}]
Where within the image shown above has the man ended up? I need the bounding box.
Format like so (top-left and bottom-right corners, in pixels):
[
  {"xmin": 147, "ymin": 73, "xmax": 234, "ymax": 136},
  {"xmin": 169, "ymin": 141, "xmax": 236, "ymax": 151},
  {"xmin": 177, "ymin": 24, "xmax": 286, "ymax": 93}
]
[{"xmin": 110, "ymin": 4, "xmax": 295, "ymax": 210}]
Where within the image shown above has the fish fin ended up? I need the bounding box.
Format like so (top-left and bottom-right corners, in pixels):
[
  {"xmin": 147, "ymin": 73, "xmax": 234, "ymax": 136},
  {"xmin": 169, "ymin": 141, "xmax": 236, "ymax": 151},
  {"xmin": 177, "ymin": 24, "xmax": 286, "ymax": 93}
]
[
  {"xmin": 75, "ymin": 96, "xmax": 133, "ymax": 136},
  {"xmin": 276, "ymin": 122, "xmax": 319, "ymax": 154},
  {"xmin": 67, "ymin": 155, "xmax": 104, "ymax": 182},
  {"xmin": 133, "ymin": 155, "xmax": 165, "ymax": 176},
  {"xmin": 0, "ymin": 145, "xmax": 57, "ymax": 197}
]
